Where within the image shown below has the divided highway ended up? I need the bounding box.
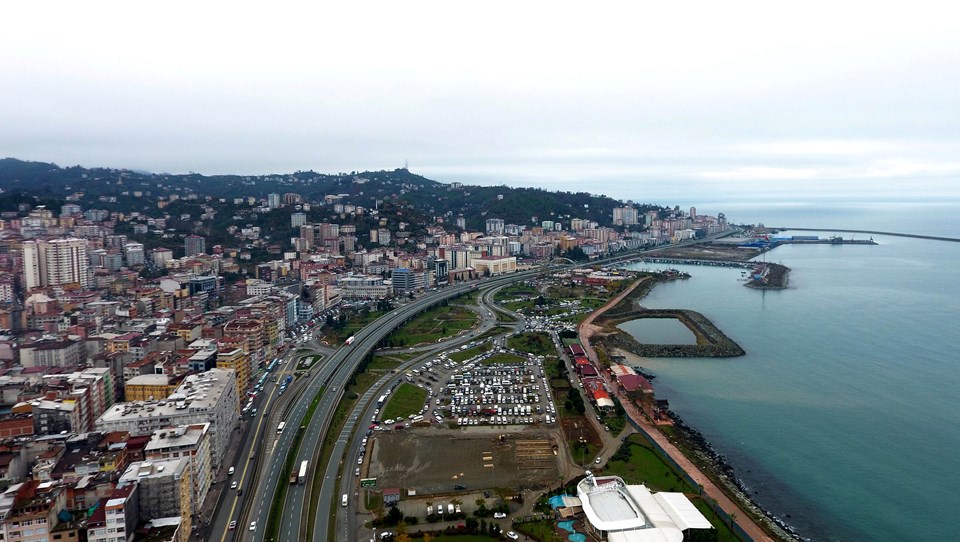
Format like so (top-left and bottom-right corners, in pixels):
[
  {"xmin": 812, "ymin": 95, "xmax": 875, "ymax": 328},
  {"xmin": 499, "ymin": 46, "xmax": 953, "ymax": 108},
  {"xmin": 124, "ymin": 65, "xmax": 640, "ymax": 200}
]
[{"xmin": 224, "ymin": 271, "xmax": 540, "ymax": 541}]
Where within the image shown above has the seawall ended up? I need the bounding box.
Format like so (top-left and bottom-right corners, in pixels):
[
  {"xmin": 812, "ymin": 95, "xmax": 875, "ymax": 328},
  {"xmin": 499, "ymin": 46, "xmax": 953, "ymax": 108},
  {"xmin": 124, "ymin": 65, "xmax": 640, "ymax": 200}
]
[{"xmin": 777, "ymin": 227, "xmax": 960, "ymax": 243}]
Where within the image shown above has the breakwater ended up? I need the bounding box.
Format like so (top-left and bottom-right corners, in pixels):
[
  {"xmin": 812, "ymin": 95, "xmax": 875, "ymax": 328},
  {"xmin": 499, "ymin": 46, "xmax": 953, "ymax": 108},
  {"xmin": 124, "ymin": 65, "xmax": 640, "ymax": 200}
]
[
  {"xmin": 603, "ymin": 309, "xmax": 745, "ymax": 357},
  {"xmin": 777, "ymin": 227, "xmax": 960, "ymax": 243}
]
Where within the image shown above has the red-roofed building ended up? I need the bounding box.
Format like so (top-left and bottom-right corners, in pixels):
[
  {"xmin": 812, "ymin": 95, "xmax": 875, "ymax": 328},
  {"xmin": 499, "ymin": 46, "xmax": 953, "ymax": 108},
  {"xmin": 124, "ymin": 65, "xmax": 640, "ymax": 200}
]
[
  {"xmin": 593, "ymin": 389, "xmax": 615, "ymax": 409},
  {"xmin": 616, "ymin": 374, "xmax": 654, "ymax": 397},
  {"xmin": 578, "ymin": 364, "xmax": 598, "ymax": 377}
]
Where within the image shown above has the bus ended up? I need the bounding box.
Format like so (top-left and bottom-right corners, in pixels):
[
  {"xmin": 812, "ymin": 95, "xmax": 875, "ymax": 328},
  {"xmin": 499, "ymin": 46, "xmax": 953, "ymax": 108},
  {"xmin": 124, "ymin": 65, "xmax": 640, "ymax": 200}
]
[
  {"xmin": 298, "ymin": 460, "xmax": 309, "ymax": 484},
  {"xmin": 341, "ymin": 493, "xmax": 349, "ymax": 507},
  {"xmin": 277, "ymin": 422, "xmax": 286, "ymax": 435}
]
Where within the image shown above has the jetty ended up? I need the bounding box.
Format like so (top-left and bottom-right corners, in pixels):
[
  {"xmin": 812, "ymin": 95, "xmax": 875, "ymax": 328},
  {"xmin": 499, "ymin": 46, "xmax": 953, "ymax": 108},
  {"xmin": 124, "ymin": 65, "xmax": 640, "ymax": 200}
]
[{"xmin": 776, "ymin": 227, "xmax": 960, "ymax": 243}]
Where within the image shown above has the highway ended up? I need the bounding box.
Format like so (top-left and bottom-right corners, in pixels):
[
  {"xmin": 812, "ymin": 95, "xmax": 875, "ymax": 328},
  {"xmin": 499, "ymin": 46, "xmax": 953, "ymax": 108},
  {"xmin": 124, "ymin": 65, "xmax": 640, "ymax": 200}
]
[
  {"xmin": 208, "ymin": 232, "xmax": 736, "ymax": 541},
  {"xmin": 309, "ymin": 274, "xmax": 541, "ymax": 541},
  {"xmin": 209, "ymin": 272, "xmax": 540, "ymax": 541},
  {"xmin": 334, "ymin": 283, "xmax": 523, "ymax": 540}
]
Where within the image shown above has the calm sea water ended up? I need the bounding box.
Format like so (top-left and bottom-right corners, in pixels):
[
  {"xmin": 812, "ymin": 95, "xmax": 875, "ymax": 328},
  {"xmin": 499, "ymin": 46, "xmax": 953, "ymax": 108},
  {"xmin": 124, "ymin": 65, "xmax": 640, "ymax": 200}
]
[
  {"xmin": 623, "ymin": 226, "xmax": 960, "ymax": 541},
  {"xmin": 618, "ymin": 318, "xmax": 698, "ymax": 345}
]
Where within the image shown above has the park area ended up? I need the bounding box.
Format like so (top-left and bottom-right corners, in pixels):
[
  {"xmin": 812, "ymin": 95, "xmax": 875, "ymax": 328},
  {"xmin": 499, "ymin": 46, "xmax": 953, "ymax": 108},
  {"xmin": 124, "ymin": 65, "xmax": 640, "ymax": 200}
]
[
  {"xmin": 386, "ymin": 304, "xmax": 478, "ymax": 347},
  {"xmin": 381, "ymin": 384, "xmax": 429, "ymax": 421}
]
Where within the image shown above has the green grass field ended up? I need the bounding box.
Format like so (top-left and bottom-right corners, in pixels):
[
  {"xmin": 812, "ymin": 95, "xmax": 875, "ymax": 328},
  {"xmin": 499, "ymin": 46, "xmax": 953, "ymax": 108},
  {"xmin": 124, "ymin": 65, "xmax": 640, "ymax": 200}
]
[
  {"xmin": 514, "ymin": 519, "xmax": 565, "ymax": 542},
  {"xmin": 603, "ymin": 434, "xmax": 696, "ymax": 493},
  {"xmin": 388, "ymin": 304, "xmax": 478, "ymax": 346},
  {"xmin": 381, "ymin": 383, "xmax": 429, "ymax": 420},
  {"xmin": 449, "ymin": 344, "xmax": 491, "ymax": 363},
  {"xmin": 507, "ymin": 332, "xmax": 557, "ymax": 357},
  {"xmin": 369, "ymin": 352, "xmax": 416, "ymax": 372}
]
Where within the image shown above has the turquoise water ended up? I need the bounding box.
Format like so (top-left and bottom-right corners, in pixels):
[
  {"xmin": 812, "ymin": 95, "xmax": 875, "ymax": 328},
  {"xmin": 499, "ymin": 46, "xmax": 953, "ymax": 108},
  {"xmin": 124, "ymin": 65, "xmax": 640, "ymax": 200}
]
[
  {"xmin": 548, "ymin": 495, "xmax": 570, "ymax": 509},
  {"xmin": 558, "ymin": 520, "xmax": 585, "ymax": 542},
  {"xmin": 624, "ymin": 234, "xmax": 960, "ymax": 541},
  {"xmin": 617, "ymin": 317, "xmax": 698, "ymax": 345}
]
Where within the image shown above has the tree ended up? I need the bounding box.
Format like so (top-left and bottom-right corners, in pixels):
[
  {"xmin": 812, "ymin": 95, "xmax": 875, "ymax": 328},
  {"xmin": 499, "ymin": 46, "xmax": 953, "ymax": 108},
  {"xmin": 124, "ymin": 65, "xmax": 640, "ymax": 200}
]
[{"xmin": 386, "ymin": 505, "xmax": 403, "ymax": 526}]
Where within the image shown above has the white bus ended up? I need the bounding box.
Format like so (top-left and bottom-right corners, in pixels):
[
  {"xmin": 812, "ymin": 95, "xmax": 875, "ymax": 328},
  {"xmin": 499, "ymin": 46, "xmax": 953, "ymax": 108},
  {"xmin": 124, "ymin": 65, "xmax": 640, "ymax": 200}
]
[
  {"xmin": 277, "ymin": 421, "xmax": 286, "ymax": 434},
  {"xmin": 341, "ymin": 494, "xmax": 349, "ymax": 507}
]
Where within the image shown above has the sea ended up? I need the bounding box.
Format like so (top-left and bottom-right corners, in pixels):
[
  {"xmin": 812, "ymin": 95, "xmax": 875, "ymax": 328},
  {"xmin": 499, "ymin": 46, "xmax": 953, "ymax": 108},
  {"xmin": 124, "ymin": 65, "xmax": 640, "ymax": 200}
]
[{"xmin": 619, "ymin": 202, "xmax": 960, "ymax": 542}]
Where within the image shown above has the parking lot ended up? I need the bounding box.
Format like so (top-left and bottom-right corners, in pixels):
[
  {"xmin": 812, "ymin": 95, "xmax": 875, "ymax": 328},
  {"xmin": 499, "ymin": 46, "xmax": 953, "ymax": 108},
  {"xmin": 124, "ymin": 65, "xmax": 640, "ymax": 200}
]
[
  {"xmin": 360, "ymin": 338, "xmax": 567, "ymax": 497},
  {"xmin": 372, "ymin": 339, "xmax": 559, "ymax": 429}
]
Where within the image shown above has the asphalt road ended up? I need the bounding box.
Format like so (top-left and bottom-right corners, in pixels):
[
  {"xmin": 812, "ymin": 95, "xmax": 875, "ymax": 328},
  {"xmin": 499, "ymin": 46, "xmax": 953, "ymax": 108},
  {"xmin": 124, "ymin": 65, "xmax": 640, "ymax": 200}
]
[
  {"xmin": 311, "ymin": 274, "xmax": 542, "ymax": 541},
  {"xmin": 208, "ymin": 232, "xmax": 737, "ymax": 541}
]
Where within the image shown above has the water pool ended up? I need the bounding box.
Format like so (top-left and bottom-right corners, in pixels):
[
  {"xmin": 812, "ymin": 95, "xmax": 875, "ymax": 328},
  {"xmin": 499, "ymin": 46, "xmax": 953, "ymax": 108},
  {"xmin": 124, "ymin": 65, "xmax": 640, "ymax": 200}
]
[{"xmin": 558, "ymin": 520, "xmax": 575, "ymax": 532}]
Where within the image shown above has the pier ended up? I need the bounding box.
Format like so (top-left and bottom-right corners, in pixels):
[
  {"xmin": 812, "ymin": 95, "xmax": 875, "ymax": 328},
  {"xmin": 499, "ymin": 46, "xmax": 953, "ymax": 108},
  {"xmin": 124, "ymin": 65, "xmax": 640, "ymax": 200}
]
[{"xmin": 776, "ymin": 227, "xmax": 960, "ymax": 243}]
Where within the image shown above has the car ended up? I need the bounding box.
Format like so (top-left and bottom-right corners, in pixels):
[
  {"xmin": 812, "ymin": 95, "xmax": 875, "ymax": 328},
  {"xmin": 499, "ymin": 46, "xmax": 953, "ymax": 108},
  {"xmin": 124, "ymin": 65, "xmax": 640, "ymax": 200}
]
[
  {"xmin": 506, "ymin": 532, "xmax": 519, "ymax": 540},
  {"xmin": 237, "ymin": 489, "xmax": 243, "ymax": 496},
  {"xmin": 595, "ymin": 457, "xmax": 602, "ymax": 465},
  {"xmin": 228, "ymin": 520, "xmax": 237, "ymax": 530},
  {"xmin": 493, "ymin": 512, "xmax": 507, "ymax": 519},
  {"xmin": 230, "ymin": 481, "xmax": 238, "ymax": 489},
  {"xmin": 227, "ymin": 466, "xmax": 235, "ymax": 475},
  {"xmin": 249, "ymin": 521, "xmax": 257, "ymax": 531}
]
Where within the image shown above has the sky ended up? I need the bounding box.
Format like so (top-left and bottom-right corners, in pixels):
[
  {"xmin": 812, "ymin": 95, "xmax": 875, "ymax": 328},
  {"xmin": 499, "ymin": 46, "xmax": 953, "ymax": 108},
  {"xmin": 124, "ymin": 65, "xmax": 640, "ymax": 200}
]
[{"xmin": 2, "ymin": 1, "xmax": 959, "ymax": 205}]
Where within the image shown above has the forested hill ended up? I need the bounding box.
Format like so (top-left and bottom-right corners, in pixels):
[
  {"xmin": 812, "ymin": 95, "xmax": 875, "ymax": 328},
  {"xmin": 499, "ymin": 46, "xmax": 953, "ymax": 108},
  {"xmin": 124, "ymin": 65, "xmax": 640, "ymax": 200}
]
[{"xmin": 0, "ymin": 157, "xmax": 661, "ymax": 228}]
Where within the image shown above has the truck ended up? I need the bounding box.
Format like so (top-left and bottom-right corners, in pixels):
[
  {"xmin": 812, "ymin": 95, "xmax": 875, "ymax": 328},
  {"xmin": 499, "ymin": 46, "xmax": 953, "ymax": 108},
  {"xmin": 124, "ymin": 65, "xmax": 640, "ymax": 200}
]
[
  {"xmin": 298, "ymin": 460, "xmax": 308, "ymax": 484},
  {"xmin": 344, "ymin": 335, "xmax": 356, "ymax": 346}
]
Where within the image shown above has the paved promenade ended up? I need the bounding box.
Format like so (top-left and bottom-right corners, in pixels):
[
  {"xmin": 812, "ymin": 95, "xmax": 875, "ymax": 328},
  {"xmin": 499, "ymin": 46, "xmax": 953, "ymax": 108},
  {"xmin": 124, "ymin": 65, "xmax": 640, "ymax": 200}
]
[{"xmin": 578, "ymin": 278, "xmax": 774, "ymax": 542}]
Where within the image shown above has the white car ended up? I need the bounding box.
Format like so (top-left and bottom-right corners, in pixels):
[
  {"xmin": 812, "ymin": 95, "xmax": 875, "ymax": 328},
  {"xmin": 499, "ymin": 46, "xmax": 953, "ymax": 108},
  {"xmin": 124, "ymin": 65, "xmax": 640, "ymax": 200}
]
[
  {"xmin": 230, "ymin": 481, "xmax": 238, "ymax": 489},
  {"xmin": 249, "ymin": 521, "xmax": 257, "ymax": 531},
  {"xmin": 493, "ymin": 512, "xmax": 507, "ymax": 519},
  {"xmin": 506, "ymin": 532, "xmax": 519, "ymax": 540}
]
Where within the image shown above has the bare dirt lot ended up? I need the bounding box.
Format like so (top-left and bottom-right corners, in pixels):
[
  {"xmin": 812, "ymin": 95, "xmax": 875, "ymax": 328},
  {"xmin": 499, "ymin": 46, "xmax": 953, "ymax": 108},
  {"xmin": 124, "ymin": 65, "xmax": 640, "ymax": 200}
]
[{"xmin": 367, "ymin": 426, "xmax": 562, "ymax": 495}]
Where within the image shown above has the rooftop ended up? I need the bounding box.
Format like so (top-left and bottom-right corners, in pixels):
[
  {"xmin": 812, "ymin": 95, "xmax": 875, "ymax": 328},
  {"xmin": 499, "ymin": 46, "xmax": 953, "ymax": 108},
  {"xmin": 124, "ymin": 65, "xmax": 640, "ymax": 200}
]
[{"xmin": 576, "ymin": 474, "xmax": 710, "ymax": 541}]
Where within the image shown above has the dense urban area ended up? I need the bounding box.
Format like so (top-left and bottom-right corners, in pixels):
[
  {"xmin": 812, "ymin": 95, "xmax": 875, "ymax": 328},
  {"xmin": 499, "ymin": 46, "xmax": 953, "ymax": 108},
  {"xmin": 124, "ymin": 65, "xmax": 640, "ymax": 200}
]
[{"xmin": 0, "ymin": 159, "xmax": 794, "ymax": 542}]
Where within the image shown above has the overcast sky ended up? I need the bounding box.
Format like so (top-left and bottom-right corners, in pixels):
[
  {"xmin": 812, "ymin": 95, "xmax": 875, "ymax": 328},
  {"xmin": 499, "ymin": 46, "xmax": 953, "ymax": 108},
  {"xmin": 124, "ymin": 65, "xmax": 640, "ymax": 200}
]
[{"xmin": 2, "ymin": 1, "xmax": 958, "ymax": 204}]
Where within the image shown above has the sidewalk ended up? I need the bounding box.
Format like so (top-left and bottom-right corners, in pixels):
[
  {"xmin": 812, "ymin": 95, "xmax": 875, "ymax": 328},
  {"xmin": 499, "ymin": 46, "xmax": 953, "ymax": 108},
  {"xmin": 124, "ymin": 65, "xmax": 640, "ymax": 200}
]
[{"xmin": 578, "ymin": 278, "xmax": 774, "ymax": 542}]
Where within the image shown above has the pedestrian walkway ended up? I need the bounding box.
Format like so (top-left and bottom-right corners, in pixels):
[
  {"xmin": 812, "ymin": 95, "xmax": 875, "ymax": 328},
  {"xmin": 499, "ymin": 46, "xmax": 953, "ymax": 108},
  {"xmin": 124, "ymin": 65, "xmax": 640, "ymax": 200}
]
[{"xmin": 578, "ymin": 277, "xmax": 773, "ymax": 542}]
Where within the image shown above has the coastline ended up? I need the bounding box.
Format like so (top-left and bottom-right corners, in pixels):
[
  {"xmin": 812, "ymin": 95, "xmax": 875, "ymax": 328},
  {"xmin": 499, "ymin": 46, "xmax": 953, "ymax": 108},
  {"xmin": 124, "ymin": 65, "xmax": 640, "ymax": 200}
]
[
  {"xmin": 578, "ymin": 276, "xmax": 800, "ymax": 541},
  {"xmin": 578, "ymin": 277, "xmax": 795, "ymax": 542},
  {"xmin": 614, "ymin": 345, "xmax": 802, "ymax": 542}
]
